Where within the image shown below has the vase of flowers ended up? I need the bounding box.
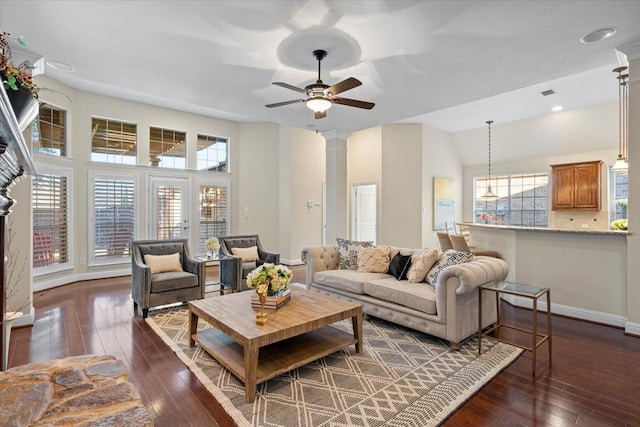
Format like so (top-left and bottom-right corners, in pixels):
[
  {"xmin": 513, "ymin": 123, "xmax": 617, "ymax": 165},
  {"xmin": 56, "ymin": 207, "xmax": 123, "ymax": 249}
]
[
  {"xmin": 246, "ymin": 263, "xmax": 292, "ymax": 295},
  {"xmin": 205, "ymin": 237, "xmax": 219, "ymax": 259},
  {"xmin": 247, "ymin": 263, "xmax": 292, "ymax": 324}
]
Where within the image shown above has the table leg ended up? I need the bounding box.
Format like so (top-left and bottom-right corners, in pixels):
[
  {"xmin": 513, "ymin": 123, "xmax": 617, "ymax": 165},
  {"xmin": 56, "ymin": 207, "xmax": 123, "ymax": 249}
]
[
  {"xmin": 244, "ymin": 340, "xmax": 259, "ymax": 403},
  {"xmin": 478, "ymin": 288, "xmax": 483, "ymax": 355},
  {"xmin": 188, "ymin": 309, "xmax": 198, "ymax": 348},
  {"xmin": 547, "ymin": 289, "xmax": 552, "ymax": 362},
  {"xmin": 532, "ymin": 297, "xmax": 538, "ymax": 375},
  {"xmin": 352, "ymin": 309, "xmax": 363, "ymax": 353}
]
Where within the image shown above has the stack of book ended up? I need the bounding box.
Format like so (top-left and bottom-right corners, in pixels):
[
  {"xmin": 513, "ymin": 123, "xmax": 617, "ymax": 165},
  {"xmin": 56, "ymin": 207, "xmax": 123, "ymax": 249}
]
[{"xmin": 251, "ymin": 287, "xmax": 291, "ymax": 310}]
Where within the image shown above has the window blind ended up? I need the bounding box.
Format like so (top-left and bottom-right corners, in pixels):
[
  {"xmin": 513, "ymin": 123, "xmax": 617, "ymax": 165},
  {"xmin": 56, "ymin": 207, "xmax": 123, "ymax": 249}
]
[
  {"xmin": 198, "ymin": 184, "xmax": 228, "ymax": 253},
  {"xmin": 33, "ymin": 173, "xmax": 69, "ymax": 268},
  {"xmin": 156, "ymin": 185, "xmax": 183, "ymax": 239},
  {"xmin": 93, "ymin": 178, "xmax": 135, "ymax": 259}
]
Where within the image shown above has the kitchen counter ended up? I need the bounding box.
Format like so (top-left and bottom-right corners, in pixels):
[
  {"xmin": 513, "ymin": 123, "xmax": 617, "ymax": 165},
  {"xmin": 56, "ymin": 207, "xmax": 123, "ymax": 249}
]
[{"xmin": 460, "ymin": 222, "xmax": 629, "ymax": 236}]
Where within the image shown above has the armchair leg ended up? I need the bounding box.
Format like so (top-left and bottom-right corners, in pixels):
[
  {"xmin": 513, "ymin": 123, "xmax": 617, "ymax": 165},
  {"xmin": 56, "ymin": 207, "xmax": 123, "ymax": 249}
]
[{"xmin": 142, "ymin": 308, "xmax": 149, "ymax": 319}]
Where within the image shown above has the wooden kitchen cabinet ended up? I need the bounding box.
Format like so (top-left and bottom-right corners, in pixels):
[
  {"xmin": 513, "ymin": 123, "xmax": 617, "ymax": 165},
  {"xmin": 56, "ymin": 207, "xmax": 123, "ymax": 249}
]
[{"xmin": 551, "ymin": 161, "xmax": 602, "ymax": 210}]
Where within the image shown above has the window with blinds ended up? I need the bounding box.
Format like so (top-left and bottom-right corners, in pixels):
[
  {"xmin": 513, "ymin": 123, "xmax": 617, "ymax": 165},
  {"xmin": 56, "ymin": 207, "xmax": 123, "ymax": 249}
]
[
  {"xmin": 35, "ymin": 104, "xmax": 66, "ymax": 156},
  {"xmin": 198, "ymin": 183, "xmax": 229, "ymax": 254},
  {"xmin": 33, "ymin": 172, "xmax": 70, "ymax": 271},
  {"xmin": 91, "ymin": 176, "xmax": 135, "ymax": 263},
  {"xmin": 197, "ymin": 134, "xmax": 228, "ymax": 172},
  {"xmin": 91, "ymin": 117, "xmax": 137, "ymax": 164},
  {"xmin": 150, "ymin": 127, "xmax": 186, "ymax": 169},
  {"xmin": 156, "ymin": 185, "xmax": 183, "ymax": 239},
  {"xmin": 474, "ymin": 172, "xmax": 548, "ymax": 227}
]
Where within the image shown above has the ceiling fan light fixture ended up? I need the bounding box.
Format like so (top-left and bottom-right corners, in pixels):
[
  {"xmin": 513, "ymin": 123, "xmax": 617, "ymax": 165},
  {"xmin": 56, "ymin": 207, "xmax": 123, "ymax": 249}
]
[{"xmin": 306, "ymin": 96, "xmax": 332, "ymax": 113}]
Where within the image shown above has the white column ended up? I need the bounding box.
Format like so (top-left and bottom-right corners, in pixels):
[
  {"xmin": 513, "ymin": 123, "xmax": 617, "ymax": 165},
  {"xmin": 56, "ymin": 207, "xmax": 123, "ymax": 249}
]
[
  {"xmin": 323, "ymin": 130, "xmax": 350, "ymax": 244},
  {"xmin": 619, "ymin": 41, "xmax": 640, "ymax": 335}
]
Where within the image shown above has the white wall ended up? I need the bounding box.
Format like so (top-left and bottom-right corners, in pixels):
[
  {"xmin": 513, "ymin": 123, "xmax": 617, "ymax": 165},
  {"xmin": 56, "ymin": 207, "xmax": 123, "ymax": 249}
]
[
  {"xmin": 348, "ymin": 126, "xmax": 382, "ymax": 242},
  {"xmin": 279, "ymin": 126, "xmax": 325, "ymax": 263},
  {"xmin": 236, "ymin": 122, "xmax": 279, "ymax": 249},
  {"xmin": 380, "ymin": 124, "xmax": 423, "ymax": 248},
  {"xmin": 421, "ymin": 125, "xmax": 463, "ymax": 248}
]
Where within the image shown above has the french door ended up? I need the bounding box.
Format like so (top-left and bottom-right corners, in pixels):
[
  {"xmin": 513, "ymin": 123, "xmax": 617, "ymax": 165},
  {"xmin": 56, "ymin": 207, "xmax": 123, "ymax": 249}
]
[{"xmin": 149, "ymin": 177, "xmax": 189, "ymax": 239}]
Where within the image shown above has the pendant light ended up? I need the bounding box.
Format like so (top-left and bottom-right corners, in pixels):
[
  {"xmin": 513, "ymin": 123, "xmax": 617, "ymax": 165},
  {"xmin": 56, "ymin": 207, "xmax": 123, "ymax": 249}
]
[
  {"xmin": 612, "ymin": 66, "xmax": 629, "ymax": 174},
  {"xmin": 481, "ymin": 120, "xmax": 498, "ymax": 199}
]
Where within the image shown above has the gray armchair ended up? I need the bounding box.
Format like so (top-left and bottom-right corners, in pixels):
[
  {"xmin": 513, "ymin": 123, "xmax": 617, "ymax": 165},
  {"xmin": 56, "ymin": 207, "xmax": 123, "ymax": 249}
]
[
  {"xmin": 131, "ymin": 239, "xmax": 206, "ymax": 318},
  {"xmin": 218, "ymin": 234, "xmax": 279, "ymax": 292}
]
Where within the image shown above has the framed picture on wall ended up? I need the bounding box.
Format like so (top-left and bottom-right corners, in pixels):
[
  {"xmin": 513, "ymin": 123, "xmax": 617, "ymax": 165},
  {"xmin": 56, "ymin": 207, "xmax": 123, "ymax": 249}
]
[{"xmin": 433, "ymin": 177, "xmax": 455, "ymax": 231}]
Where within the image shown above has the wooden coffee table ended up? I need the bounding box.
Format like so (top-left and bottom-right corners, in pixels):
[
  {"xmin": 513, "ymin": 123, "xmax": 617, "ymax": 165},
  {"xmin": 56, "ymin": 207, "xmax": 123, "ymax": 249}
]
[{"xmin": 188, "ymin": 287, "xmax": 363, "ymax": 402}]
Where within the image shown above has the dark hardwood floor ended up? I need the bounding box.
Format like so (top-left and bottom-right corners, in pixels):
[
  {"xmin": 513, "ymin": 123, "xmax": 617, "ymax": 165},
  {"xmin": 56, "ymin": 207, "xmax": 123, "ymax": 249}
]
[{"xmin": 7, "ymin": 265, "xmax": 640, "ymax": 426}]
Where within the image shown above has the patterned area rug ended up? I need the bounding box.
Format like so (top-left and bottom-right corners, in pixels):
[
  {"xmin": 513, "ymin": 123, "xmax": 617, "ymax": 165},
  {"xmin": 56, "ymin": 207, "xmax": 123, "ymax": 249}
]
[{"xmin": 147, "ymin": 305, "xmax": 522, "ymax": 427}]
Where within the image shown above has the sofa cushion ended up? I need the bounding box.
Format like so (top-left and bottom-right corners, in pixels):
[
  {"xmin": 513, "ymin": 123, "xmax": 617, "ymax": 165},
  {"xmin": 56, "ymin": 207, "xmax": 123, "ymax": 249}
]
[
  {"xmin": 314, "ymin": 269, "xmax": 390, "ymax": 294},
  {"xmin": 150, "ymin": 271, "xmax": 198, "ymax": 293},
  {"xmin": 407, "ymin": 248, "xmax": 440, "ymax": 283},
  {"xmin": 357, "ymin": 246, "xmax": 391, "ymax": 273},
  {"xmin": 388, "ymin": 253, "xmax": 412, "ymax": 280},
  {"xmin": 426, "ymin": 250, "xmax": 474, "ymax": 287},
  {"xmin": 144, "ymin": 253, "xmax": 183, "ymax": 275},
  {"xmin": 231, "ymin": 246, "xmax": 259, "ymax": 262},
  {"xmin": 336, "ymin": 238, "xmax": 373, "ymax": 270},
  {"xmin": 363, "ymin": 278, "xmax": 437, "ymax": 315}
]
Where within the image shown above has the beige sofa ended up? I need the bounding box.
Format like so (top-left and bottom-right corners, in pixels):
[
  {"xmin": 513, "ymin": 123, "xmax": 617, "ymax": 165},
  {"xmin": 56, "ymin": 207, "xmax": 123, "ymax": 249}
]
[{"xmin": 301, "ymin": 245, "xmax": 508, "ymax": 349}]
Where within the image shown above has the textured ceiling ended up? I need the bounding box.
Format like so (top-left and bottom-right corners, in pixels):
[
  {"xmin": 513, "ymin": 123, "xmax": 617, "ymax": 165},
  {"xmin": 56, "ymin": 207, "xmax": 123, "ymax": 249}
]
[{"xmin": 1, "ymin": 1, "xmax": 639, "ymax": 135}]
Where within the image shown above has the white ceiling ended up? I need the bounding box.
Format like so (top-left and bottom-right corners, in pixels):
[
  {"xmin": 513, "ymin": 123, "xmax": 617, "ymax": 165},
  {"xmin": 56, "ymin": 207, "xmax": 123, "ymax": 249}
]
[{"xmin": 2, "ymin": 1, "xmax": 639, "ymax": 134}]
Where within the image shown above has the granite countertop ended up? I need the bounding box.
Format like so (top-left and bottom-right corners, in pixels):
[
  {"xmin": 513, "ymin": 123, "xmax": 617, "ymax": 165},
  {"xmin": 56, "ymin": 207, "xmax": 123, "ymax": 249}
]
[{"xmin": 460, "ymin": 222, "xmax": 629, "ymax": 236}]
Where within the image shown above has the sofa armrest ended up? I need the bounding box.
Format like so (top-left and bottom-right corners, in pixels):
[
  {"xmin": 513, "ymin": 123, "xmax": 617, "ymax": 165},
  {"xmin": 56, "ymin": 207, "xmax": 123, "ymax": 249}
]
[
  {"xmin": 183, "ymin": 255, "xmax": 206, "ymax": 291},
  {"xmin": 261, "ymin": 251, "xmax": 280, "ymax": 264},
  {"xmin": 301, "ymin": 246, "xmax": 339, "ymax": 287},
  {"xmin": 437, "ymin": 256, "xmax": 508, "ymax": 295}
]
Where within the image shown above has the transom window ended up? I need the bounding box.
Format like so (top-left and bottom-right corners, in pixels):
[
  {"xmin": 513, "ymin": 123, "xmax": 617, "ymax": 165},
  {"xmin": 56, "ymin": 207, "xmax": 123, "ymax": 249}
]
[
  {"xmin": 91, "ymin": 117, "xmax": 137, "ymax": 164},
  {"xmin": 474, "ymin": 172, "xmax": 548, "ymax": 227},
  {"xmin": 150, "ymin": 127, "xmax": 186, "ymax": 169},
  {"xmin": 197, "ymin": 134, "xmax": 228, "ymax": 172},
  {"xmin": 35, "ymin": 104, "xmax": 66, "ymax": 156}
]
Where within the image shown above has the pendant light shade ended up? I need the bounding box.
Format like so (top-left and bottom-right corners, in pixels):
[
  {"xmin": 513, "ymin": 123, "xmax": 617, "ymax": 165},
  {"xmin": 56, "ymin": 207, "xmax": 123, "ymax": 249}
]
[
  {"xmin": 612, "ymin": 66, "xmax": 629, "ymax": 174},
  {"xmin": 481, "ymin": 120, "xmax": 499, "ymax": 199}
]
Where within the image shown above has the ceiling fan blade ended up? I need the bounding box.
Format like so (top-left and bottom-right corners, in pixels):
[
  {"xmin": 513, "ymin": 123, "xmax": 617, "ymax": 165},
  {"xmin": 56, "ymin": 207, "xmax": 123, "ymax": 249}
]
[
  {"xmin": 273, "ymin": 82, "xmax": 306, "ymax": 93},
  {"xmin": 265, "ymin": 99, "xmax": 305, "ymax": 108},
  {"xmin": 332, "ymin": 97, "xmax": 375, "ymax": 110},
  {"xmin": 315, "ymin": 110, "xmax": 327, "ymax": 120},
  {"xmin": 327, "ymin": 77, "xmax": 362, "ymax": 95}
]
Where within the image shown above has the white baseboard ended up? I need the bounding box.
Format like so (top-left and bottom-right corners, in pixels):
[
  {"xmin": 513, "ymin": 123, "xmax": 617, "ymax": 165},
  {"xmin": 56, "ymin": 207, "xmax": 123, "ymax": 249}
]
[
  {"xmin": 625, "ymin": 321, "xmax": 640, "ymax": 336},
  {"xmin": 33, "ymin": 268, "xmax": 131, "ymax": 292},
  {"xmin": 7, "ymin": 307, "xmax": 35, "ymax": 328},
  {"xmin": 504, "ymin": 295, "xmax": 627, "ymax": 328}
]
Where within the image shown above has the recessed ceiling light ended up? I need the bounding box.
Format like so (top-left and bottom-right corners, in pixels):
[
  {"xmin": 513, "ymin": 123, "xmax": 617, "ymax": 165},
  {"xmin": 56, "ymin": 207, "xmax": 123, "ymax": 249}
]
[
  {"xmin": 46, "ymin": 60, "xmax": 75, "ymax": 72},
  {"xmin": 580, "ymin": 27, "xmax": 617, "ymax": 43},
  {"xmin": 552, "ymin": 106, "xmax": 563, "ymax": 112}
]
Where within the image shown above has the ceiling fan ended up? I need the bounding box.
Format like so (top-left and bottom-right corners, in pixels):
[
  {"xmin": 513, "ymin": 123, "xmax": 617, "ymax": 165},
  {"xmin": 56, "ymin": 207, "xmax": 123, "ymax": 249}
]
[{"xmin": 266, "ymin": 49, "xmax": 375, "ymax": 119}]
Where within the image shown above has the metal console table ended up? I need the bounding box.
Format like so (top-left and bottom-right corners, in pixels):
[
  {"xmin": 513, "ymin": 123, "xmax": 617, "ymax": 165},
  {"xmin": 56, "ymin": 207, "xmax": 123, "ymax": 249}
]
[{"xmin": 478, "ymin": 280, "xmax": 552, "ymax": 375}]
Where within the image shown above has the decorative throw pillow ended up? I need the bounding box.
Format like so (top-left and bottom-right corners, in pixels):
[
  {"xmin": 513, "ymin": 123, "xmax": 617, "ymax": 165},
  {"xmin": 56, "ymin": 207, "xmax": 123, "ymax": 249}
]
[
  {"xmin": 407, "ymin": 248, "xmax": 440, "ymax": 283},
  {"xmin": 426, "ymin": 250, "xmax": 474, "ymax": 287},
  {"xmin": 144, "ymin": 253, "xmax": 183, "ymax": 275},
  {"xmin": 231, "ymin": 246, "xmax": 259, "ymax": 262},
  {"xmin": 337, "ymin": 238, "xmax": 374, "ymax": 270},
  {"xmin": 388, "ymin": 253, "xmax": 412, "ymax": 281},
  {"xmin": 357, "ymin": 246, "xmax": 391, "ymax": 273}
]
